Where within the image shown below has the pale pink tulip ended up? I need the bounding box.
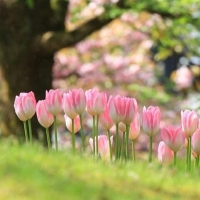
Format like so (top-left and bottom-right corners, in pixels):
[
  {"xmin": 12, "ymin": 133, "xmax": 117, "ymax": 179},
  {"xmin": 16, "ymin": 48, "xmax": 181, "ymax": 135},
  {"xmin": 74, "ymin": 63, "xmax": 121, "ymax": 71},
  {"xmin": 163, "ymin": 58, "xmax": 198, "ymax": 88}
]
[
  {"xmin": 158, "ymin": 141, "xmax": 174, "ymax": 166},
  {"xmin": 122, "ymin": 97, "xmax": 138, "ymax": 125},
  {"xmin": 142, "ymin": 106, "xmax": 161, "ymax": 137},
  {"xmin": 99, "ymin": 105, "xmax": 114, "ymax": 130},
  {"xmin": 161, "ymin": 126, "xmax": 185, "ymax": 152},
  {"xmin": 192, "ymin": 128, "xmax": 200, "ymax": 155},
  {"xmin": 129, "ymin": 112, "xmax": 140, "ymax": 140},
  {"xmin": 108, "ymin": 95, "xmax": 126, "ymax": 124},
  {"xmin": 64, "ymin": 114, "xmax": 81, "ymax": 134},
  {"xmin": 14, "ymin": 96, "xmax": 28, "ymax": 122},
  {"xmin": 45, "ymin": 89, "xmax": 62, "ymax": 116},
  {"xmin": 36, "ymin": 100, "xmax": 54, "ymax": 128},
  {"xmin": 181, "ymin": 109, "xmax": 199, "ymax": 138},
  {"xmin": 119, "ymin": 122, "xmax": 126, "ymax": 133},
  {"xmin": 62, "ymin": 93, "xmax": 78, "ymax": 119},
  {"xmin": 63, "ymin": 89, "xmax": 86, "ymax": 115},
  {"xmin": 14, "ymin": 92, "xmax": 36, "ymax": 121},
  {"xmin": 89, "ymin": 135, "xmax": 113, "ymax": 161},
  {"xmin": 85, "ymin": 89, "xmax": 107, "ymax": 116}
]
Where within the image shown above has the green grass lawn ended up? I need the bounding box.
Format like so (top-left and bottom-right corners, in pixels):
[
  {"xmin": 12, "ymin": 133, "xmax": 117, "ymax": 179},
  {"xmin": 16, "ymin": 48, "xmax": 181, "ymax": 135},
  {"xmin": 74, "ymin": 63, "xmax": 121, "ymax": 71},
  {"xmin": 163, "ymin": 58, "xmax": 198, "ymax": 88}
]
[{"xmin": 0, "ymin": 140, "xmax": 199, "ymax": 200}]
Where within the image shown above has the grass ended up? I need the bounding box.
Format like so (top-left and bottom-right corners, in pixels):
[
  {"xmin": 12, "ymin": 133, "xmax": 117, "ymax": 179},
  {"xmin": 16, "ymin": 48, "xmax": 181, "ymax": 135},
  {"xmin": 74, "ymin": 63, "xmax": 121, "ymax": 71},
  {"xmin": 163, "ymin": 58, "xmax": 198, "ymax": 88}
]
[{"xmin": 0, "ymin": 140, "xmax": 199, "ymax": 200}]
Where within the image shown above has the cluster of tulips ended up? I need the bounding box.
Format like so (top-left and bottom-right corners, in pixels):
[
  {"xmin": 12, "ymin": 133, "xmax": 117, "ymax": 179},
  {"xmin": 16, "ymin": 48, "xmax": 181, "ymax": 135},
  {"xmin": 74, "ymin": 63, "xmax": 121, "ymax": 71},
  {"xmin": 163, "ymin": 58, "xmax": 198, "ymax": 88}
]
[{"xmin": 14, "ymin": 88, "xmax": 200, "ymax": 171}]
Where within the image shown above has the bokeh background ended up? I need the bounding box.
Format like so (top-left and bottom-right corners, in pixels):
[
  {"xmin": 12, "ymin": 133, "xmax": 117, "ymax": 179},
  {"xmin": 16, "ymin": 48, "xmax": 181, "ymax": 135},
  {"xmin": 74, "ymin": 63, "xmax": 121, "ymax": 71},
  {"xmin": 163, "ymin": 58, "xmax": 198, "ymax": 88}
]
[{"xmin": 0, "ymin": 0, "xmax": 200, "ymax": 142}]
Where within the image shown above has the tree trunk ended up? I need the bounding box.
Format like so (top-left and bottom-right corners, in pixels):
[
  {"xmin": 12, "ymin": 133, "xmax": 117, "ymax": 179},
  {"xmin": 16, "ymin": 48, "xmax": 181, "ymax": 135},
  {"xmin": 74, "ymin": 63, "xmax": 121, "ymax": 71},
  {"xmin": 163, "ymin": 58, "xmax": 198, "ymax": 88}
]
[{"xmin": 0, "ymin": 1, "xmax": 54, "ymax": 138}]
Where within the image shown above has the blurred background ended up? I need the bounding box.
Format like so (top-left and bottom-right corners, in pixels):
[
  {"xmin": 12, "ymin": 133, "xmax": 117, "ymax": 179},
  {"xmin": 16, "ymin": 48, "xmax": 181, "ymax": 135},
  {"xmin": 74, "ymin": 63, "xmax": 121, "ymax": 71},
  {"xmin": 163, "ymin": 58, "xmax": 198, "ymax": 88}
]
[{"xmin": 0, "ymin": 0, "xmax": 200, "ymax": 142}]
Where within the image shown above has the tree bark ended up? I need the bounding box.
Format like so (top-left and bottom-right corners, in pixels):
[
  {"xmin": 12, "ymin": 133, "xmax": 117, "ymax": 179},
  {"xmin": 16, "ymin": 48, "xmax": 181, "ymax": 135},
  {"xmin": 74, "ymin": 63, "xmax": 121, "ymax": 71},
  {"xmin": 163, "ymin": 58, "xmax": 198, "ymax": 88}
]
[{"xmin": 0, "ymin": 0, "xmax": 115, "ymax": 138}]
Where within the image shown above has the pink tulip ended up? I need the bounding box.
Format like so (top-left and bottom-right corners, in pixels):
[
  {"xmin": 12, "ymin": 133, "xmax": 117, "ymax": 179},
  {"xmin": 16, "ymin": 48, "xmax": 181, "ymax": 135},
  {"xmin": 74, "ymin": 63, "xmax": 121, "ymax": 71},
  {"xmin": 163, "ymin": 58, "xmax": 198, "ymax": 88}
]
[
  {"xmin": 129, "ymin": 112, "xmax": 140, "ymax": 140},
  {"xmin": 122, "ymin": 97, "xmax": 138, "ymax": 125},
  {"xmin": 89, "ymin": 135, "xmax": 113, "ymax": 161},
  {"xmin": 62, "ymin": 93, "xmax": 78, "ymax": 119},
  {"xmin": 36, "ymin": 100, "xmax": 54, "ymax": 128},
  {"xmin": 45, "ymin": 89, "xmax": 62, "ymax": 116},
  {"xmin": 161, "ymin": 126, "xmax": 185, "ymax": 152},
  {"xmin": 14, "ymin": 92, "xmax": 36, "ymax": 121},
  {"xmin": 119, "ymin": 122, "xmax": 126, "ymax": 133},
  {"xmin": 63, "ymin": 89, "xmax": 86, "ymax": 116},
  {"xmin": 192, "ymin": 128, "xmax": 200, "ymax": 155},
  {"xmin": 85, "ymin": 89, "xmax": 107, "ymax": 116},
  {"xmin": 142, "ymin": 106, "xmax": 161, "ymax": 137},
  {"xmin": 158, "ymin": 141, "xmax": 174, "ymax": 166},
  {"xmin": 99, "ymin": 105, "xmax": 114, "ymax": 130},
  {"xmin": 181, "ymin": 109, "xmax": 199, "ymax": 138},
  {"xmin": 64, "ymin": 114, "xmax": 81, "ymax": 134},
  {"xmin": 108, "ymin": 95, "xmax": 126, "ymax": 124}
]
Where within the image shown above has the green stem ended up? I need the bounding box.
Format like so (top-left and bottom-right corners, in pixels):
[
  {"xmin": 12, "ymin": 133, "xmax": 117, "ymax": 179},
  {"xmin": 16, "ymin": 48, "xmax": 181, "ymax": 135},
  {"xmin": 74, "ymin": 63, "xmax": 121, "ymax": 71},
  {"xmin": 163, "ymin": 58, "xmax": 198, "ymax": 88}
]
[
  {"xmin": 188, "ymin": 136, "xmax": 192, "ymax": 171},
  {"xmin": 125, "ymin": 125, "xmax": 130, "ymax": 160},
  {"xmin": 54, "ymin": 116, "xmax": 58, "ymax": 151},
  {"xmin": 120, "ymin": 132, "xmax": 125, "ymax": 163},
  {"xmin": 79, "ymin": 114, "xmax": 85, "ymax": 152},
  {"xmin": 71, "ymin": 118, "xmax": 75, "ymax": 153},
  {"xmin": 28, "ymin": 119, "xmax": 33, "ymax": 145},
  {"xmin": 107, "ymin": 130, "xmax": 112, "ymax": 161},
  {"xmin": 186, "ymin": 138, "xmax": 189, "ymax": 171},
  {"xmin": 149, "ymin": 136, "xmax": 153, "ymax": 163},
  {"xmin": 23, "ymin": 121, "xmax": 29, "ymax": 144},
  {"xmin": 92, "ymin": 116, "xmax": 95, "ymax": 156},
  {"xmin": 174, "ymin": 151, "xmax": 177, "ymax": 167},
  {"xmin": 95, "ymin": 115, "xmax": 99, "ymax": 156},
  {"xmin": 115, "ymin": 123, "xmax": 119, "ymax": 160},
  {"xmin": 45, "ymin": 128, "xmax": 51, "ymax": 152},
  {"xmin": 132, "ymin": 140, "xmax": 136, "ymax": 163},
  {"xmin": 196, "ymin": 155, "xmax": 199, "ymax": 169}
]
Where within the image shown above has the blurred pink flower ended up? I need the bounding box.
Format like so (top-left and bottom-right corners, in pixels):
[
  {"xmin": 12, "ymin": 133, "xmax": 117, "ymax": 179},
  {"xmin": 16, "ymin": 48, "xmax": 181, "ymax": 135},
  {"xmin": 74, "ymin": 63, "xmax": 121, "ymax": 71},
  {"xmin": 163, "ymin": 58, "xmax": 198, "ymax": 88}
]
[
  {"xmin": 161, "ymin": 126, "xmax": 185, "ymax": 152},
  {"xmin": 64, "ymin": 114, "xmax": 81, "ymax": 134},
  {"xmin": 122, "ymin": 97, "xmax": 138, "ymax": 125},
  {"xmin": 129, "ymin": 112, "xmax": 140, "ymax": 140},
  {"xmin": 158, "ymin": 141, "xmax": 174, "ymax": 166},
  {"xmin": 192, "ymin": 128, "xmax": 200, "ymax": 155},
  {"xmin": 14, "ymin": 91, "xmax": 36, "ymax": 121},
  {"xmin": 89, "ymin": 135, "xmax": 113, "ymax": 161},
  {"xmin": 45, "ymin": 89, "xmax": 62, "ymax": 116},
  {"xmin": 173, "ymin": 66, "xmax": 193, "ymax": 90},
  {"xmin": 99, "ymin": 105, "xmax": 114, "ymax": 130},
  {"xmin": 108, "ymin": 95, "xmax": 126, "ymax": 124},
  {"xmin": 36, "ymin": 100, "xmax": 54, "ymax": 128},
  {"xmin": 181, "ymin": 109, "xmax": 199, "ymax": 138},
  {"xmin": 85, "ymin": 89, "xmax": 107, "ymax": 116},
  {"xmin": 142, "ymin": 106, "xmax": 161, "ymax": 137}
]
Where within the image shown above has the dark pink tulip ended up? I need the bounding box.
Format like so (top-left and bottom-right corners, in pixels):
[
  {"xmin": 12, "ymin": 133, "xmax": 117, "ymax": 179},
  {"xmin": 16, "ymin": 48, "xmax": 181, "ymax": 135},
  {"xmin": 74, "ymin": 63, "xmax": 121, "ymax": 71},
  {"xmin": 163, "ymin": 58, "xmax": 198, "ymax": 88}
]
[
  {"xmin": 36, "ymin": 100, "xmax": 54, "ymax": 128},
  {"xmin": 14, "ymin": 92, "xmax": 36, "ymax": 121},
  {"xmin": 192, "ymin": 128, "xmax": 200, "ymax": 155},
  {"xmin": 89, "ymin": 135, "xmax": 113, "ymax": 161},
  {"xmin": 181, "ymin": 109, "xmax": 199, "ymax": 138},
  {"xmin": 129, "ymin": 112, "xmax": 140, "ymax": 140},
  {"xmin": 45, "ymin": 89, "xmax": 62, "ymax": 116},
  {"xmin": 85, "ymin": 89, "xmax": 107, "ymax": 116},
  {"xmin": 62, "ymin": 93, "xmax": 78, "ymax": 119},
  {"xmin": 161, "ymin": 126, "xmax": 185, "ymax": 152},
  {"xmin": 142, "ymin": 106, "xmax": 161, "ymax": 137},
  {"xmin": 122, "ymin": 97, "xmax": 138, "ymax": 125},
  {"xmin": 99, "ymin": 105, "xmax": 114, "ymax": 131},
  {"xmin": 64, "ymin": 114, "xmax": 81, "ymax": 134},
  {"xmin": 158, "ymin": 141, "xmax": 174, "ymax": 166},
  {"xmin": 108, "ymin": 95, "xmax": 126, "ymax": 124}
]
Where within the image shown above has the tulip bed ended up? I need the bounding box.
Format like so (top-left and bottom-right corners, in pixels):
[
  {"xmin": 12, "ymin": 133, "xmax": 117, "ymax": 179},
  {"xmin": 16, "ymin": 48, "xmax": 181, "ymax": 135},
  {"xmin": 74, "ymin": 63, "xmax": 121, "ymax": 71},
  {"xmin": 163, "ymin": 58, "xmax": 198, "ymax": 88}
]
[
  {"xmin": 14, "ymin": 88, "xmax": 200, "ymax": 170},
  {"xmin": 3, "ymin": 87, "xmax": 200, "ymax": 199}
]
